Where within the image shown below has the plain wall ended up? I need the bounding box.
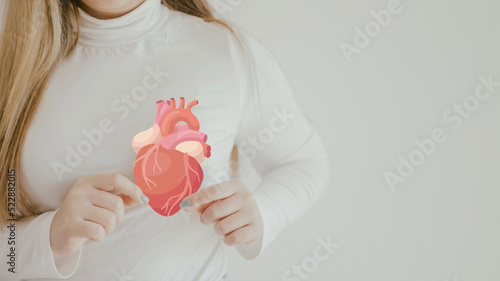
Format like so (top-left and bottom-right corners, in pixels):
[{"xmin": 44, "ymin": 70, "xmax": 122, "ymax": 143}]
[{"xmin": 221, "ymin": 0, "xmax": 500, "ymax": 280}]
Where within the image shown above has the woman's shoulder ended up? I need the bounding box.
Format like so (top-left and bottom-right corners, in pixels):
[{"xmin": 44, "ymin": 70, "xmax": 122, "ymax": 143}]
[
  {"xmin": 164, "ymin": 8, "xmax": 237, "ymax": 51},
  {"xmin": 164, "ymin": 10, "xmax": 276, "ymax": 68}
]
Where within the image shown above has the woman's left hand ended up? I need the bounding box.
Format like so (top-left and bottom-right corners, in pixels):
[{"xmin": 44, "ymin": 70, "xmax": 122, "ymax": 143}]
[{"xmin": 180, "ymin": 179, "xmax": 264, "ymax": 246}]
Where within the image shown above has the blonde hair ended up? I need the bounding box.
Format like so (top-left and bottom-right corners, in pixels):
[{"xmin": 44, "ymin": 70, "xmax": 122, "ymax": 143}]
[{"xmin": 0, "ymin": 0, "xmax": 245, "ymax": 226}]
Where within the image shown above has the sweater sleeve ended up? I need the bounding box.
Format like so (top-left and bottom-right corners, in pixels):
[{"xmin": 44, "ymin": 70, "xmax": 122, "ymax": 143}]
[
  {"xmin": 0, "ymin": 210, "xmax": 82, "ymax": 279},
  {"xmin": 229, "ymin": 26, "xmax": 331, "ymax": 259}
]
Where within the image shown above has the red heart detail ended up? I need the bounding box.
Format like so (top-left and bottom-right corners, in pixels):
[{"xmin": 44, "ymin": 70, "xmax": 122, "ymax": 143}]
[
  {"xmin": 132, "ymin": 97, "xmax": 210, "ymax": 216},
  {"xmin": 134, "ymin": 143, "xmax": 203, "ymax": 216}
]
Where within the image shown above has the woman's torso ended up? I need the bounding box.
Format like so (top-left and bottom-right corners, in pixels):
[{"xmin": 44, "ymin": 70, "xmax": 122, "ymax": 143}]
[{"xmin": 20, "ymin": 1, "xmax": 243, "ymax": 279}]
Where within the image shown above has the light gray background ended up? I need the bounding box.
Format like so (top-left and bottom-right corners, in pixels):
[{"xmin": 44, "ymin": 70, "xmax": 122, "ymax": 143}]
[{"xmin": 220, "ymin": 0, "xmax": 500, "ymax": 280}]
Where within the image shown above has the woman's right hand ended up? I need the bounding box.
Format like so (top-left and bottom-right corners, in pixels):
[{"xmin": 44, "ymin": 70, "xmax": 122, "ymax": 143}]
[{"xmin": 49, "ymin": 174, "xmax": 148, "ymax": 257}]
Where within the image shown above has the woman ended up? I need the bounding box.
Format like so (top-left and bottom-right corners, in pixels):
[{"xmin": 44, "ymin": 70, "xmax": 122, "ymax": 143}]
[{"xmin": 0, "ymin": 0, "xmax": 330, "ymax": 280}]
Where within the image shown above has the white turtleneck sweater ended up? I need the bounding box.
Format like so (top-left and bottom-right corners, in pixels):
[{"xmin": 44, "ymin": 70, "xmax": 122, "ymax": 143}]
[{"xmin": 0, "ymin": 0, "xmax": 329, "ymax": 280}]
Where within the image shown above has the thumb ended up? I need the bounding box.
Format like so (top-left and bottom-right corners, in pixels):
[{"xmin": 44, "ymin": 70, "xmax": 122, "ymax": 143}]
[
  {"xmin": 181, "ymin": 200, "xmax": 217, "ymax": 214},
  {"xmin": 119, "ymin": 194, "xmax": 141, "ymax": 207},
  {"xmin": 180, "ymin": 181, "xmax": 236, "ymax": 212}
]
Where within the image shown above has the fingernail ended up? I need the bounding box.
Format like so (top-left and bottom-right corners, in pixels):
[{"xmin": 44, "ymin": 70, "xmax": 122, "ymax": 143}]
[
  {"xmin": 140, "ymin": 194, "xmax": 150, "ymax": 204},
  {"xmin": 179, "ymin": 200, "xmax": 191, "ymax": 208}
]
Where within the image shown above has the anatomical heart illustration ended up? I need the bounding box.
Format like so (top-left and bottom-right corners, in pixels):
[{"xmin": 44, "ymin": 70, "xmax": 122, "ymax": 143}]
[{"xmin": 132, "ymin": 97, "xmax": 211, "ymax": 216}]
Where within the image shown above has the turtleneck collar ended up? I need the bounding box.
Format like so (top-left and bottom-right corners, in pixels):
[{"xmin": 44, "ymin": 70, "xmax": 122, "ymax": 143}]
[{"xmin": 77, "ymin": 0, "xmax": 166, "ymax": 46}]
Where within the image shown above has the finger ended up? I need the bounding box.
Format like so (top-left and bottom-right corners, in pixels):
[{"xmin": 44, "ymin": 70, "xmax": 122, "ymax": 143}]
[
  {"xmin": 82, "ymin": 204, "xmax": 117, "ymax": 236},
  {"xmin": 74, "ymin": 219, "xmax": 106, "ymax": 242},
  {"xmin": 223, "ymin": 224, "xmax": 260, "ymax": 246},
  {"xmin": 200, "ymin": 195, "xmax": 241, "ymax": 225},
  {"xmin": 181, "ymin": 181, "xmax": 237, "ymax": 211},
  {"xmin": 88, "ymin": 189, "xmax": 125, "ymax": 224},
  {"xmin": 84, "ymin": 174, "xmax": 148, "ymax": 205},
  {"xmin": 118, "ymin": 194, "xmax": 141, "ymax": 208},
  {"xmin": 198, "ymin": 200, "xmax": 217, "ymax": 213},
  {"xmin": 182, "ymin": 200, "xmax": 216, "ymax": 214},
  {"xmin": 213, "ymin": 211, "xmax": 249, "ymax": 236}
]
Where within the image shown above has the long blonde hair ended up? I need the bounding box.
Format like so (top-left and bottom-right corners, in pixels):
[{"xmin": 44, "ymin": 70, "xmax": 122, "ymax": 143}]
[{"xmin": 0, "ymin": 0, "xmax": 243, "ymax": 226}]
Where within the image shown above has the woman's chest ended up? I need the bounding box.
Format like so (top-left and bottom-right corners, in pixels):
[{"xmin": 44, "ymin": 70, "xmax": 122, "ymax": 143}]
[{"xmin": 22, "ymin": 48, "xmax": 241, "ymax": 211}]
